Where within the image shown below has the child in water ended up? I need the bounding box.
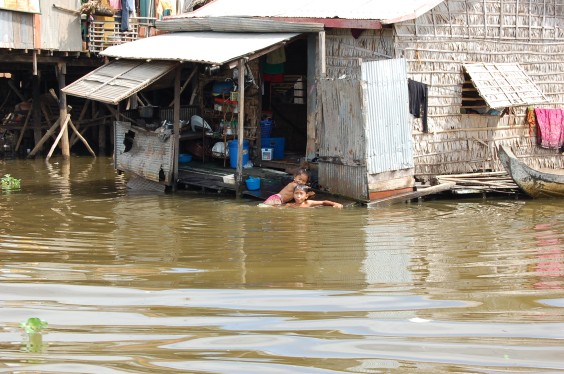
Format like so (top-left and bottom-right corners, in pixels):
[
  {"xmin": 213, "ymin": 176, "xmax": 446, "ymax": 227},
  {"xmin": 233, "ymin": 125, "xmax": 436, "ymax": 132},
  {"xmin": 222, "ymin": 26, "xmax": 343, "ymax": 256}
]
[
  {"xmin": 262, "ymin": 168, "xmax": 315, "ymax": 206},
  {"xmin": 286, "ymin": 184, "xmax": 343, "ymax": 209}
]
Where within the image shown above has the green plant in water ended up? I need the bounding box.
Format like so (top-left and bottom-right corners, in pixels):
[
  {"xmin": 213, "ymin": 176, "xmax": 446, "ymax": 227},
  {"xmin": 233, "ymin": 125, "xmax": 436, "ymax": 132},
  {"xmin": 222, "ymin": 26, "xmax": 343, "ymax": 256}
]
[
  {"xmin": 20, "ymin": 317, "xmax": 48, "ymax": 334},
  {"xmin": 20, "ymin": 317, "xmax": 48, "ymax": 353},
  {"xmin": 1, "ymin": 174, "xmax": 21, "ymax": 190}
]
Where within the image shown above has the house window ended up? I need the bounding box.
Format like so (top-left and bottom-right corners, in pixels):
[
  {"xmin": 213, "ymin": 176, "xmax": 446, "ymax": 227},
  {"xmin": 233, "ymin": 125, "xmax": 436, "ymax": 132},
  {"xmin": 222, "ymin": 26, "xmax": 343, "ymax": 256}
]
[{"xmin": 462, "ymin": 63, "xmax": 547, "ymax": 114}]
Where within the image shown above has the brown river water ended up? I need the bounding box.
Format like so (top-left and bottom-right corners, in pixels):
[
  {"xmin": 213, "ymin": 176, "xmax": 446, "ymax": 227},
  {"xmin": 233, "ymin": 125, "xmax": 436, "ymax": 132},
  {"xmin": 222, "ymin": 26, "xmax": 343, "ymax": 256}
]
[{"xmin": 1, "ymin": 156, "xmax": 563, "ymax": 373}]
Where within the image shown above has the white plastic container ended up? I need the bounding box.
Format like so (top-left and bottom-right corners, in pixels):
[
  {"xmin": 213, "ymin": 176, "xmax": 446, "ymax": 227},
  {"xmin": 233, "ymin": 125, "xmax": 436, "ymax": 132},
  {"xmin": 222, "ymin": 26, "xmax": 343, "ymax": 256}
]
[{"xmin": 261, "ymin": 148, "xmax": 273, "ymax": 161}]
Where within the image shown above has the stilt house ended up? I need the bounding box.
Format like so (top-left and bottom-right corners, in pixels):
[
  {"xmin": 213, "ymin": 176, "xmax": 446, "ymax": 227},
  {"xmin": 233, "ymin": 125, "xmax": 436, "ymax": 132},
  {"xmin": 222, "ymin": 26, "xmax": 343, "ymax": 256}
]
[{"xmin": 63, "ymin": 0, "xmax": 564, "ymax": 202}]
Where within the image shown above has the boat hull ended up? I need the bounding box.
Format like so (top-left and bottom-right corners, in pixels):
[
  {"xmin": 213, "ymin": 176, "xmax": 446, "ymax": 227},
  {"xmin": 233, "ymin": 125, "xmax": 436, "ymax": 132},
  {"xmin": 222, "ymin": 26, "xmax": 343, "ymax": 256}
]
[{"xmin": 498, "ymin": 145, "xmax": 564, "ymax": 198}]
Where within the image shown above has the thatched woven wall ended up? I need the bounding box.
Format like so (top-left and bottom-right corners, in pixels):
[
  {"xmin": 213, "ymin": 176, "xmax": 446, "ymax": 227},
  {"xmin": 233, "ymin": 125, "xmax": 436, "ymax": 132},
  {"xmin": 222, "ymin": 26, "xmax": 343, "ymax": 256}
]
[
  {"xmin": 325, "ymin": 28, "xmax": 394, "ymax": 80},
  {"xmin": 395, "ymin": 0, "xmax": 564, "ymax": 177},
  {"xmin": 324, "ymin": 0, "xmax": 564, "ymax": 179}
]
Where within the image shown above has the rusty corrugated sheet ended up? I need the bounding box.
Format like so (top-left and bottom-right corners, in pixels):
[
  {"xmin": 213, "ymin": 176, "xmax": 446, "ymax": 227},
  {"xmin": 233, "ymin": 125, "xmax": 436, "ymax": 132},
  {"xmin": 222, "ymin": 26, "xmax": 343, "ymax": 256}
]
[
  {"xmin": 319, "ymin": 78, "xmax": 368, "ymax": 200},
  {"xmin": 62, "ymin": 60, "xmax": 177, "ymax": 105},
  {"xmin": 114, "ymin": 121, "xmax": 174, "ymax": 184},
  {"xmin": 156, "ymin": 17, "xmax": 323, "ymax": 33},
  {"xmin": 463, "ymin": 63, "xmax": 548, "ymax": 109},
  {"xmin": 361, "ymin": 58, "xmax": 414, "ymax": 174},
  {"xmin": 318, "ymin": 163, "xmax": 369, "ymax": 201}
]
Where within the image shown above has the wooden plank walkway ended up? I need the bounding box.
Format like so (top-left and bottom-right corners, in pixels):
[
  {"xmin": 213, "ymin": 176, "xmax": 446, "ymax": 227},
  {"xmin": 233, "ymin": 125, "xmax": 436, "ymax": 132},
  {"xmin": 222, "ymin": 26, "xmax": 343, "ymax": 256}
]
[
  {"xmin": 367, "ymin": 182, "xmax": 456, "ymax": 207},
  {"xmin": 435, "ymin": 171, "xmax": 519, "ymax": 195},
  {"xmin": 178, "ymin": 163, "xmax": 521, "ymax": 206}
]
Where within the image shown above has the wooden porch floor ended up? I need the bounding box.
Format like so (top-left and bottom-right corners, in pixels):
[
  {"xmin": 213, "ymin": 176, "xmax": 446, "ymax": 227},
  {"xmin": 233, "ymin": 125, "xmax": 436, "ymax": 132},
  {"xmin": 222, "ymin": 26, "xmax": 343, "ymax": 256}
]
[
  {"xmin": 177, "ymin": 158, "xmax": 299, "ymax": 200},
  {"xmin": 176, "ymin": 157, "xmax": 356, "ymax": 205}
]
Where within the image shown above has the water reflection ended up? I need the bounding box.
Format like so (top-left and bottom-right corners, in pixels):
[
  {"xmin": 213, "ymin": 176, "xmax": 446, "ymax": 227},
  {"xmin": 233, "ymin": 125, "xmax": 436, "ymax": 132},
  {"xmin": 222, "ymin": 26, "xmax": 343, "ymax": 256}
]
[{"xmin": 0, "ymin": 157, "xmax": 563, "ymax": 372}]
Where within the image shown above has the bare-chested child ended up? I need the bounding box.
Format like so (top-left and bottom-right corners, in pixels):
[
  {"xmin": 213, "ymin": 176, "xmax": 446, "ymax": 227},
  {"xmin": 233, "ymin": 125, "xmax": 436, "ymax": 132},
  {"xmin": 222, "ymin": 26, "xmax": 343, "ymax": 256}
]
[
  {"xmin": 286, "ymin": 184, "xmax": 343, "ymax": 209},
  {"xmin": 262, "ymin": 168, "xmax": 315, "ymax": 206}
]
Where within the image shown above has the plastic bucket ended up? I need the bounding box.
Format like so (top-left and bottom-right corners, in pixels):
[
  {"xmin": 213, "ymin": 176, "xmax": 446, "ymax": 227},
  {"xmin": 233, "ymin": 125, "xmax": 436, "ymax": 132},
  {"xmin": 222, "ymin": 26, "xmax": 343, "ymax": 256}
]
[
  {"xmin": 228, "ymin": 140, "xmax": 249, "ymax": 169},
  {"xmin": 245, "ymin": 177, "xmax": 260, "ymax": 191},
  {"xmin": 178, "ymin": 153, "xmax": 192, "ymax": 163}
]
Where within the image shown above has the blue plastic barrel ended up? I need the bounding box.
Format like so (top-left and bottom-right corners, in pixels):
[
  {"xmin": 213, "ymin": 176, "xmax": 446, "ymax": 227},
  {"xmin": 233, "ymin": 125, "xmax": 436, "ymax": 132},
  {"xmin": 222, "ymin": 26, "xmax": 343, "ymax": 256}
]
[
  {"xmin": 260, "ymin": 119, "xmax": 273, "ymax": 138},
  {"xmin": 228, "ymin": 140, "xmax": 249, "ymax": 169}
]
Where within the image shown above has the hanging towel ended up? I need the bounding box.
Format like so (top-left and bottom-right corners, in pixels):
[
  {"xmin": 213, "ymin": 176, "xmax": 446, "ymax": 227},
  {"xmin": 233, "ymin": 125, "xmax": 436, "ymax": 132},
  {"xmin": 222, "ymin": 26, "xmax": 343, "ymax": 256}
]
[
  {"xmin": 109, "ymin": 0, "xmax": 121, "ymax": 10},
  {"xmin": 526, "ymin": 106, "xmax": 537, "ymax": 137},
  {"xmin": 408, "ymin": 79, "xmax": 429, "ymax": 133},
  {"xmin": 534, "ymin": 108, "xmax": 564, "ymax": 149}
]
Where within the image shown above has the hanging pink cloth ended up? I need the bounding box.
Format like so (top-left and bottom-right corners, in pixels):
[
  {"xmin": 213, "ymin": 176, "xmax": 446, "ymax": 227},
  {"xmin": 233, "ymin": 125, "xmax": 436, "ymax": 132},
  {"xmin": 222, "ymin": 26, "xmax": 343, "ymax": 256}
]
[
  {"xmin": 109, "ymin": 0, "xmax": 121, "ymax": 10},
  {"xmin": 534, "ymin": 108, "xmax": 564, "ymax": 149}
]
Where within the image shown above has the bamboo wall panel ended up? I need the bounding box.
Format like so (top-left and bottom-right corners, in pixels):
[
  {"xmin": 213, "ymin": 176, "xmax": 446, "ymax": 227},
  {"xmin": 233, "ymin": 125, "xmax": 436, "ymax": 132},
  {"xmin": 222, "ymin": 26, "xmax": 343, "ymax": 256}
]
[
  {"xmin": 393, "ymin": 0, "xmax": 564, "ymax": 177},
  {"xmin": 325, "ymin": 29, "xmax": 394, "ymax": 80}
]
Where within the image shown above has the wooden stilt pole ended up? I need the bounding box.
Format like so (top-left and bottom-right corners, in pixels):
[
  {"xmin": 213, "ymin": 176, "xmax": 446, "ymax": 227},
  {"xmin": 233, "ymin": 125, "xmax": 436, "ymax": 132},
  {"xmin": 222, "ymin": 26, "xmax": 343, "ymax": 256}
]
[
  {"xmin": 15, "ymin": 107, "xmax": 32, "ymax": 152},
  {"xmin": 57, "ymin": 63, "xmax": 70, "ymax": 159},
  {"xmin": 46, "ymin": 113, "xmax": 70, "ymax": 160},
  {"xmin": 68, "ymin": 118, "xmax": 96, "ymax": 157},
  {"xmin": 27, "ymin": 118, "xmax": 61, "ymax": 158},
  {"xmin": 32, "ymin": 76, "xmax": 42, "ymax": 153},
  {"xmin": 172, "ymin": 65, "xmax": 181, "ymax": 191},
  {"xmin": 69, "ymin": 99, "xmax": 90, "ymax": 145},
  {"xmin": 235, "ymin": 58, "xmax": 246, "ymax": 198}
]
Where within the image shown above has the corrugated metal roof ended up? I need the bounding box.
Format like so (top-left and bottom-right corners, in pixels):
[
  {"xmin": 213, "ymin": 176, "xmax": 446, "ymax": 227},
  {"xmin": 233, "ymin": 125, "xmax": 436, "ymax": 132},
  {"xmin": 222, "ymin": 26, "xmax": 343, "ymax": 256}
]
[
  {"xmin": 156, "ymin": 16, "xmax": 324, "ymax": 33},
  {"xmin": 62, "ymin": 60, "xmax": 177, "ymax": 105},
  {"xmin": 101, "ymin": 32, "xmax": 300, "ymax": 65},
  {"xmin": 463, "ymin": 63, "xmax": 548, "ymax": 109},
  {"xmin": 181, "ymin": 0, "xmax": 443, "ymax": 24}
]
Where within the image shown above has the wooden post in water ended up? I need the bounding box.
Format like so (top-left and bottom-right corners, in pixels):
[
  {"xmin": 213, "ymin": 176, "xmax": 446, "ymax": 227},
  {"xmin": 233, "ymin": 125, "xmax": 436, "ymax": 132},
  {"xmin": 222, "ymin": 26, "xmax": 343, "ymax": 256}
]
[
  {"xmin": 32, "ymin": 75, "xmax": 42, "ymax": 155},
  {"xmin": 57, "ymin": 63, "xmax": 70, "ymax": 159},
  {"xmin": 172, "ymin": 65, "xmax": 181, "ymax": 192},
  {"xmin": 235, "ymin": 58, "xmax": 246, "ymax": 198}
]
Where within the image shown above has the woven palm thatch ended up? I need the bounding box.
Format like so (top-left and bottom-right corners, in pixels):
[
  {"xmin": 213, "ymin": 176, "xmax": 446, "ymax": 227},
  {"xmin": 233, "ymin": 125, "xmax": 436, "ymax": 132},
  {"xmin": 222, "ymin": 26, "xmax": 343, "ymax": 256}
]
[{"xmin": 322, "ymin": 0, "xmax": 564, "ymax": 178}]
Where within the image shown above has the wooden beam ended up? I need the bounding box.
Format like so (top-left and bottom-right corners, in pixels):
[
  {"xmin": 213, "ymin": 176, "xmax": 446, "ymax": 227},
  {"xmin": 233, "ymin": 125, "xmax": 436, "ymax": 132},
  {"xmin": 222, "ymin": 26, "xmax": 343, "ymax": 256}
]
[
  {"xmin": 68, "ymin": 118, "xmax": 96, "ymax": 157},
  {"xmin": 168, "ymin": 65, "xmax": 198, "ymax": 107},
  {"xmin": 7, "ymin": 80, "xmax": 26, "ymax": 102},
  {"xmin": 367, "ymin": 182, "xmax": 456, "ymax": 207},
  {"xmin": 28, "ymin": 118, "xmax": 61, "ymax": 158},
  {"xmin": 14, "ymin": 106, "xmax": 32, "ymax": 152},
  {"xmin": 46, "ymin": 113, "xmax": 70, "ymax": 160}
]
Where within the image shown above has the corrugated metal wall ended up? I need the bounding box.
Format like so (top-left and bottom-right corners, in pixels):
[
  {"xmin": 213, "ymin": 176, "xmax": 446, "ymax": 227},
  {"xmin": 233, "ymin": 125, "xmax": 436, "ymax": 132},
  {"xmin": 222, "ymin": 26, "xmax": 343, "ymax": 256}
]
[
  {"xmin": 0, "ymin": 0, "xmax": 81, "ymax": 51},
  {"xmin": 0, "ymin": 11, "xmax": 34, "ymax": 49},
  {"xmin": 114, "ymin": 121, "xmax": 174, "ymax": 185},
  {"xmin": 40, "ymin": 0, "xmax": 82, "ymax": 51},
  {"xmin": 361, "ymin": 58, "xmax": 414, "ymax": 174},
  {"xmin": 319, "ymin": 78, "xmax": 369, "ymax": 200}
]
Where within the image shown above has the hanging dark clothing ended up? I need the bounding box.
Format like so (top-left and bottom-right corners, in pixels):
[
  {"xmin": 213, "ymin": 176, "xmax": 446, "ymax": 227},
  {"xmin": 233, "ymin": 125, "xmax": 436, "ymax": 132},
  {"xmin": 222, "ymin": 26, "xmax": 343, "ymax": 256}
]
[
  {"xmin": 408, "ymin": 79, "xmax": 429, "ymax": 133},
  {"xmin": 119, "ymin": 0, "xmax": 132, "ymax": 32}
]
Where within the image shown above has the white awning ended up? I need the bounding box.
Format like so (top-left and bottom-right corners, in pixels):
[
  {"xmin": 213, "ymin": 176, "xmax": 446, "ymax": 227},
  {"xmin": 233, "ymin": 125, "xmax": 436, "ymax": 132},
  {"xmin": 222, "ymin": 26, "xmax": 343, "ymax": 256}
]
[
  {"xmin": 463, "ymin": 63, "xmax": 548, "ymax": 109},
  {"xmin": 100, "ymin": 32, "xmax": 300, "ymax": 65},
  {"xmin": 62, "ymin": 60, "xmax": 178, "ymax": 105}
]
